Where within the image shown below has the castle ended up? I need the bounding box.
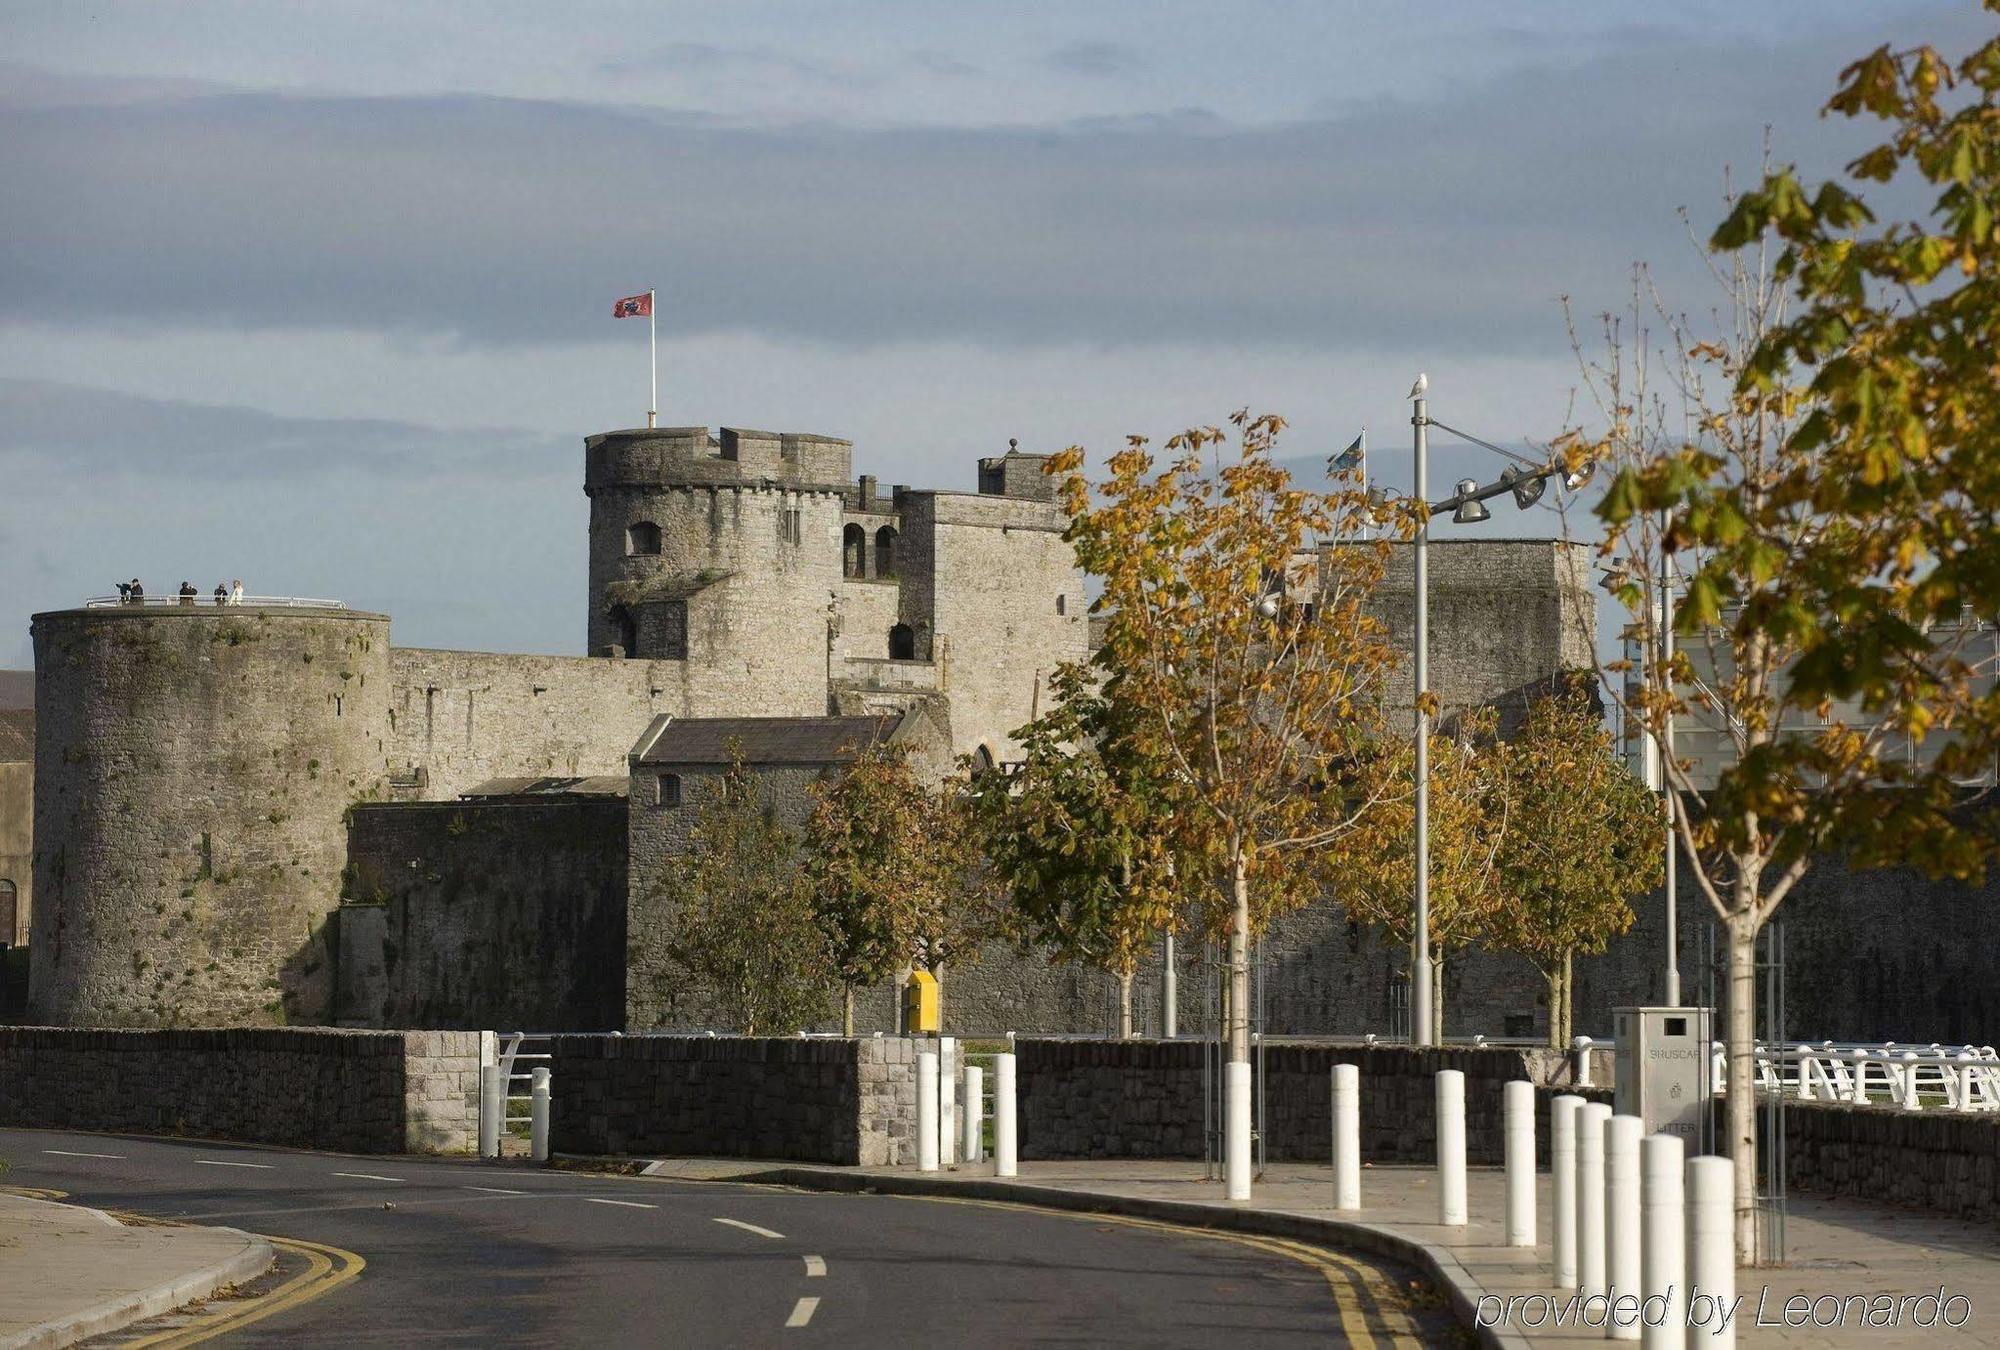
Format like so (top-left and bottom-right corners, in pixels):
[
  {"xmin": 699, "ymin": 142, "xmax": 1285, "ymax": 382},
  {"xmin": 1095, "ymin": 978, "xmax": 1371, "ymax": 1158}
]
[{"xmin": 33, "ymin": 420, "xmax": 1834, "ymax": 1041}]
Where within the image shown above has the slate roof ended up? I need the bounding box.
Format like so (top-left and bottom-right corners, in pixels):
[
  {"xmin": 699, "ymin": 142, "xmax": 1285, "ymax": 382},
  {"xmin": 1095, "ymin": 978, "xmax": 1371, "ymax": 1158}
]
[
  {"xmin": 0, "ymin": 708, "xmax": 32, "ymax": 762},
  {"xmin": 632, "ymin": 714, "xmax": 902, "ymax": 767},
  {"xmin": 0, "ymin": 670, "xmax": 30, "ymax": 712},
  {"xmin": 459, "ymin": 775, "xmax": 629, "ymax": 800}
]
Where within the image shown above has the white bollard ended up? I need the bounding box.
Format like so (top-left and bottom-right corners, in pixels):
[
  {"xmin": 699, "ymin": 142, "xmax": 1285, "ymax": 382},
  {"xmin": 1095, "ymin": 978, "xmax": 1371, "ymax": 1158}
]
[
  {"xmin": 1685, "ymin": 1156, "xmax": 1735, "ymax": 1350},
  {"xmin": 939, "ymin": 1037, "xmax": 958, "ymax": 1165},
  {"xmin": 1332, "ymin": 1064, "xmax": 1360, "ymax": 1211},
  {"xmin": 1436, "ymin": 1069, "xmax": 1467, "ymax": 1225},
  {"xmin": 962, "ymin": 1065, "xmax": 983, "ymax": 1164},
  {"xmin": 1640, "ymin": 1134, "xmax": 1686, "ymax": 1350},
  {"xmin": 1574, "ymin": 1036, "xmax": 1595, "ymax": 1088},
  {"xmin": 917, "ymin": 1051, "xmax": 940, "ymax": 1171},
  {"xmin": 478, "ymin": 1064, "xmax": 503, "ymax": 1160},
  {"xmin": 1604, "ymin": 1114, "xmax": 1643, "ymax": 1340},
  {"xmin": 1225, "ymin": 1060, "xmax": 1253, "ymax": 1201},
  {"xmin": 1898, "ymin": 1051, "xmax": 1920, "ymax": 1111},
  {"xmin": 1551, "ymin": 1094, "xmax": 1583, "ymax": 1288},
  {"xmin": 1577, "ymin": 1102, "xmax": 1610, "ymax": 1297},
  {"xmin": 994, "ymin": 1052, "xmax": 1018, "ymax": 1177},
  {"xmin": 1503, "ymin": 1080, "xmax": 1535, "ymax": 1247},
  {"xmin": 530, "ymin": 1066, "xmax": 551, "ymax": 1163}
]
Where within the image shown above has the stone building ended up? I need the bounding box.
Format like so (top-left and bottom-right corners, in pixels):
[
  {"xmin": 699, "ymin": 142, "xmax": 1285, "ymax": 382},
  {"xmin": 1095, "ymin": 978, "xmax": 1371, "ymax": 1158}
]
[
  {"xmin": 0, "ymin": 676, "xmax": 31, "ymax": 950},
  {"xmin": 26, "ymin": 418, "xmax": 1652, "ymax": 1038}
]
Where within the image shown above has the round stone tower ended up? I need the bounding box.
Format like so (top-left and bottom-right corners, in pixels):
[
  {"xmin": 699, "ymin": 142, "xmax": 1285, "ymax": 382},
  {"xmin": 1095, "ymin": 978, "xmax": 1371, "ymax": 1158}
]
[
  {"xmin": 585, "ymin": 425, "xmax": 850, "ymax": 718},
  {"xmin": 28, "ymin": 603, "xmax": 390, "ymax": 1027}
]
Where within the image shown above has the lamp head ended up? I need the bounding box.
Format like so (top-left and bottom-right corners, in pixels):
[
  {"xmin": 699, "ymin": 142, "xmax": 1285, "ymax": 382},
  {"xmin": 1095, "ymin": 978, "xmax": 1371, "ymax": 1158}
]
[
  {"xmin": 1255, "ymin": 594, "xmax": 1281, "ymax": 619},
  {"xmin": 1408, "ymin": 371, "xmax": 1428, "ymax": 400},
  {"xmin": 1451, "ymin": 479, "xmax": 1491, "ymax": 525},
  {"xmin": 1564, "ymin": 459, "xmax": 1597, "ymax": 491},
  {"xmin": 1502, "ymin": 465, "xmax": 1547, "ymax": 511}
]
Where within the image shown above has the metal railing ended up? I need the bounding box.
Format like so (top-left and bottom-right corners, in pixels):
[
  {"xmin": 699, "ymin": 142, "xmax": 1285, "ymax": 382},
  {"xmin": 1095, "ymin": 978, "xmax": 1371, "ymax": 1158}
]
[
  {"xmin": 497, "ymin": 1032, "xmax": 555, "ymax": 1136},
  {"xmin": 84, "ymin": 594, "xmax": 347, "ymax": 609},
  {"xmin": 1570, "ymin": 1034, "xmax": 2000, "ymax": 1113}
]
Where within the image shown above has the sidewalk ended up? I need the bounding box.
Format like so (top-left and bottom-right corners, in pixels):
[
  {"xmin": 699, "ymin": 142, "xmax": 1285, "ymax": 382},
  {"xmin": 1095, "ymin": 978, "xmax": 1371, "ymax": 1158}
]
[
  {"xmin": 628, "ymin": 1158, "xmax": 1996, "ymax": 1348},
  {"xmin": 0, "ymin": 1192, "xmax": 272, "ymax": 1349}
]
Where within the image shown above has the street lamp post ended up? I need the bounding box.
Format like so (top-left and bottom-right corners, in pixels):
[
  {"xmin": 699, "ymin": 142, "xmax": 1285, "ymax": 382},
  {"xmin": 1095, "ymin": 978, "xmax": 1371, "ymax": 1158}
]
[
  {"xmin": 1401, "ymin": 378, "xmax": 1587, "ymax": 1049},
  {"xmin": 1411, "ymin": 379, "xmax": 1434, "ymax": 1047},
  {"xmin": 1660, "ymin": 547, "xmax": 1681, "ymax": 1006}
]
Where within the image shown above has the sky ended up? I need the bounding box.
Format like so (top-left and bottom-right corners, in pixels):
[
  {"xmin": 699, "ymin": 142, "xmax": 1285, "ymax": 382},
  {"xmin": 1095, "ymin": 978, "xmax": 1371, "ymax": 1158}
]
[{"xmin": 0, "ymin": 1, "xmax": 1985, "ymax": 669}]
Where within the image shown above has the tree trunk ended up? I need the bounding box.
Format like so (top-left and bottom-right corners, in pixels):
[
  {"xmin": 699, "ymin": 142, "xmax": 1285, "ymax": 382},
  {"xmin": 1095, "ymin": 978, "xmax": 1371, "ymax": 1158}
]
[
  {"xmin": 1544, "ymin": 962, "xmax": 1565, "ymax": 1050},
  {"xmin": 1429, "ymin": 953, "xmax": 1445, "ymax": 1043},
  {"xmin": 842, "ymin": 985, "xmax": 855, "ymax": 1037},
  {"xmin": 1552, "ymin": 944, "xmax": 1568, "ymax": 1048},
  {"xmin": 1117, "ymin": 968, "xmax": 1135, "ymax": 1040},
  {"xmin": 1228, "ymin": 849, "xmax": 1251, "ymax": 1066},
  {"xmin": 1726, "ymin": 910, "xmax": 1761, "ymax": 1265}
]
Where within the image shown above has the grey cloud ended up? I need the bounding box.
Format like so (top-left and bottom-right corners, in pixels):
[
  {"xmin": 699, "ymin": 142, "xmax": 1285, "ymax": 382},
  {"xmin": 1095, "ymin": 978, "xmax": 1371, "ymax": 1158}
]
[
  {"xmin": 0, "ymin": 8, "xmax": 1983, "ymax": 360},
  {"xmin": 0, "ymin": 377, "xmax": 560, "ymax": 480},
  {"xmin": 1046, "ymin": 40, "xmax": 1145, "ymax": 77},
  {"xmin": 0, "ymin": 379, "xmax": 582, "ymax": 654}
]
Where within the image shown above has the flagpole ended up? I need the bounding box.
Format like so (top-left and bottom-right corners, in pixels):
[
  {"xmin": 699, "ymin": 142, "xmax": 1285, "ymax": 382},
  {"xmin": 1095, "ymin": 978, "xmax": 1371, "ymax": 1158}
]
[{"xmin": 647, "ymin": 288, "xmax": 657, "ymax": 429}]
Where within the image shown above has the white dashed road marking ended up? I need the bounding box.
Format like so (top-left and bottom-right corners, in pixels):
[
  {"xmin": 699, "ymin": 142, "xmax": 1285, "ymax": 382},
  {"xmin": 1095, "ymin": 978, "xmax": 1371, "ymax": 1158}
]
[
  {"xmin": 713, "ymin": 1217, "xmax": 785, "ymax": 1240},
  {"xmin": 43, "ymin": 1149, "xmax": 124, "ymax": 1159},
  {"xmin": 464, "ymin": 1185, "xmax": 527, "ymax": 1195},
  {"xmin": 195, "ymin": 1159, "xmax": 275, "ymax": 1169},
  {"xmin": 802, "ymin": 1255, "xmax": 826, "ymax": 1278},
  {"xmin": 786, "ymin": 1297, "xmax": 820, "ymax": 1328},
  {"xmin": 331, "ymin": 1173, "xmax": 405, "ymax": 1183},
  {"xmin": 583, "ymin": 1198, "xmax": 657, "ymax": 1210}
]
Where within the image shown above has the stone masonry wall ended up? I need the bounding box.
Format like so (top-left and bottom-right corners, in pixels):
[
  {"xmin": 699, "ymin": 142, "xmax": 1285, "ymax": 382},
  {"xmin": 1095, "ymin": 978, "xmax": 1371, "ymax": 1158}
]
[
  {"xmin": 1784, "ymin": 1099, "xmax": 2000, "ymax": 1222},
  {"xmin": 548, "ymin": 1034, "xmax": 857, "ymax": 1163},
  {"xmin": 0, "ymin": 1025, "xmax": 479, "ymax": 1153},
  {"xmin": 29, "ymin": 606, "xmax": 391, "ymax": 1028},
  {"xmin": 339, "ymin": 798, "xmax": 627, "ymax": 1031},
  {"xmin": 387, "ymin": 648, "xmax": 689, "ymax": 801},
  {"xmin": 1017, "ymin": 1039, "xmax": 1600, "ymax": 1164}
]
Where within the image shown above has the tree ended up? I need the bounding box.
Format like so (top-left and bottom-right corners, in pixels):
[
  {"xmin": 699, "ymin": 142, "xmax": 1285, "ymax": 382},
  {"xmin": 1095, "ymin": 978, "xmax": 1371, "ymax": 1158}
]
[
  {"xmin": 1050, "ymin": 411, "xmax": 1414, "ymax": 1193},
  {"xmin": 656, "ymin": 754, "xmax": 832, "ymax": 1037},
  {"xmin": 1335, "ymin": 711, "xmax": 1508, "ymax": 1039},
  {"xmin": 803, "ymin": 744, "xmax": 993, "ymax": 1034},
  {"xmin": 1484, "ymin": 688, "xmax": 1663, "ymax": 1049},
  {"xmin": 1566, "ymin": 121, "xmax": 2000, "ymax": 1261},
  {"xmin": 972, "ymin": 662, "xmax": 1184, "ymax": 1038}
]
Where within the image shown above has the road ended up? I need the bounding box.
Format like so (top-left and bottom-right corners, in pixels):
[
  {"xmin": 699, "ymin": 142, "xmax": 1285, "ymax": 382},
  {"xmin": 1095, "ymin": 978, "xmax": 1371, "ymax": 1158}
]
[{"xmin": 0, "ymin": 1129, "xmax": 1435, "ymax": 1347}]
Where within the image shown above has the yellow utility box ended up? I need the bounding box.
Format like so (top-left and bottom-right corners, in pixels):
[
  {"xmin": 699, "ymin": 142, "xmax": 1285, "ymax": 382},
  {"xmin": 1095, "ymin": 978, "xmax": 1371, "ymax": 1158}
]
[{"xmin": 901, "ymin": 969, "xmax": 940, "ymax": 1034}]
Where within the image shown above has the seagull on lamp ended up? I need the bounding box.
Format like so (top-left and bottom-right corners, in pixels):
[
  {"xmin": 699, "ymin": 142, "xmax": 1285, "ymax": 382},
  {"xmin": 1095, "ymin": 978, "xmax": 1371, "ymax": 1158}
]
[{"xmin": 1408, "ymin": 372, "xmax": 1428, "ymax": 400}]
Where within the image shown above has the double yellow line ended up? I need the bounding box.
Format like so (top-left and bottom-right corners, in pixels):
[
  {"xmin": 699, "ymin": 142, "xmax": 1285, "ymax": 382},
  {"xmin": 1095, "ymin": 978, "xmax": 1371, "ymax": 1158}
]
[
  {"xmin": 906, "ymin": 1193, "xmax": 1426, "ymax": 1349},
  {"xmin": 123, "ymin": 1234, "xmax": 364, "ymax": 1348}
]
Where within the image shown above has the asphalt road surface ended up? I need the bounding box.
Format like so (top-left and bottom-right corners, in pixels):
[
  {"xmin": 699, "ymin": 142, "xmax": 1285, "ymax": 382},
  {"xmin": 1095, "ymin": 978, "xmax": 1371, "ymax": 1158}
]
[{"xmin": 1, "ymin": 1128, "xmax": 1436, "ymax": 1347}]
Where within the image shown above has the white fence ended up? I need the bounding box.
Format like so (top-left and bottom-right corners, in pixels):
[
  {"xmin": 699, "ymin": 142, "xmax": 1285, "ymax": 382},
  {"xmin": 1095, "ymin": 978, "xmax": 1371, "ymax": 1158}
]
[
  {"xmin": 84, "ymin": 594, "xmax": 347, "ymax": 609},
  {"xmin": 1571, "ymin": 1035, "xmax": 2000, "ymax": 1112}
]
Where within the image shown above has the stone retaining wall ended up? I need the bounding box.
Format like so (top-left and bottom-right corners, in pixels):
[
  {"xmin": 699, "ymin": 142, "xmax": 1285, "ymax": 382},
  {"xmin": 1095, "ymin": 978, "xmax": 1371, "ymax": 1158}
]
[
  {"xmin": 548, "ymin": 1035, "xmax": 929, "ymax": 1166},
  {"xmin": 0, "ymin": 1026, "xmax": 479, "ymax": 1153},
  {"xmin": 1784, "ymin": 1098, "xmax": 2000, "ymax": 1221},
  {"xmin": 1018, "ymin": 1039, "xmax": 1601, "ymax": 1164}
]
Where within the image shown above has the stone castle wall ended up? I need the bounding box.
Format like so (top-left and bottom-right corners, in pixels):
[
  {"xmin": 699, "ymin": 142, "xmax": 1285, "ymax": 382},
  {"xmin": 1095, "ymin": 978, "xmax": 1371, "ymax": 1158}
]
[
  {"xmin": 914, "ymin": 492, "xmax": 1088, "ymax": 763},
  {"xmin": 0, "ymin": 1025, "xmax": 480, "ymax": 1153},
  {"xmin": 29, "ymin": 607, "xmax": 391, "ymax": 1027},
  {"xmin": 339, "ymin": 798, "xmax": 628, "ymax": 1031},
  {"xmin": 386, "ymin": 648, "xmax": 686, "ymax": 799}
]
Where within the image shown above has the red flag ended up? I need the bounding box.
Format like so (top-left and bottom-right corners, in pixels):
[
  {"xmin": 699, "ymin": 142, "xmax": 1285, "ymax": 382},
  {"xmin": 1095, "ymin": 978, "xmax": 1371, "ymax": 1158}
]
[{"xmin": 613, "ymin": 292, "xmax": 652, "ymax": 318}]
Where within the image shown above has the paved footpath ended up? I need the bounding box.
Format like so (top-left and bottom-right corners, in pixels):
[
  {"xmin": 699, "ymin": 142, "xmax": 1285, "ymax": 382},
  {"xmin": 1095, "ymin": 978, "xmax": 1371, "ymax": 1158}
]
[
  {"xmin": 0, "ymin": 1189, "xmax": 270, "ymax": 1348},
  {"xmin": 628, "ymin": 1158, "xmax": 1999, "ymax": 1349}
]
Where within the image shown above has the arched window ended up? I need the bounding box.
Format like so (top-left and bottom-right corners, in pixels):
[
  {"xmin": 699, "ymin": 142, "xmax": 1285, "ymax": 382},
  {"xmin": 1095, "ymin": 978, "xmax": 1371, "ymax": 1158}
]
[
  {"xmin": 875, "ymin": 525, "xmax": 898, "ymax": 579},
  {"xmin": 1056, "ymin": 594, "xmax": 1066, "ymax": 615},
  {"xmin": 610, "ymin": 605, "xmax": 638, "ymax": 658},
  {"xmin": 626, "ymin": 521, "xmax": 662, "ymax": 556},
  {"xmin": 0, "ymin": 879, "xmax": 15, "ymax": 946},
  {"xmin": 970, "ymin": 746, "xmax": 996, "ymax": 779},
  {"xmin": 843, "ymin": 523, "xmax": 866, "ymax": 579},
  {"xmin": 888, "ymin": 623, "xmax": 915, "ymax": 661}
]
